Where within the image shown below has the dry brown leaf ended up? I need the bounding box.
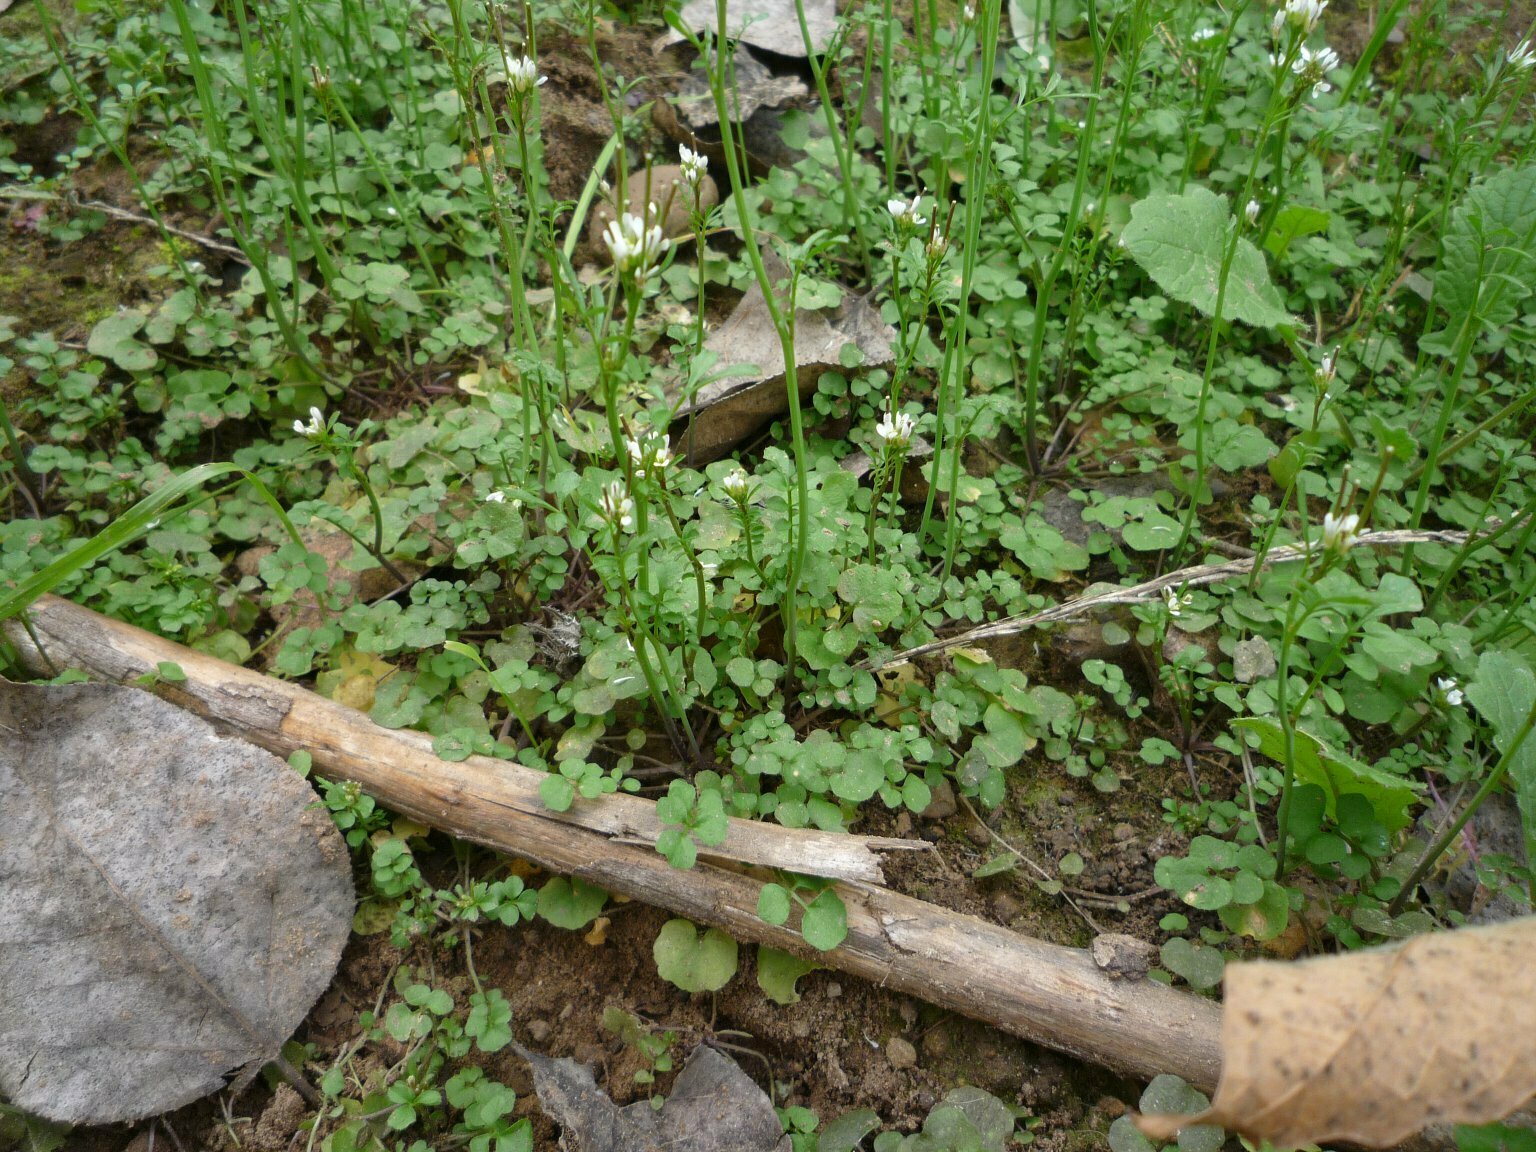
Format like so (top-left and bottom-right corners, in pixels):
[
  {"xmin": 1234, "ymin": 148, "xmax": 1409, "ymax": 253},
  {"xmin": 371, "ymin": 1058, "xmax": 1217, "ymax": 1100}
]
[
  {"xmin": 674, "ymin": 254, "xmax": 894, "ymax": 463},
  {"xmin": 1136, "ymin": 917, "xmax": 1536, "ymax": 1149}
]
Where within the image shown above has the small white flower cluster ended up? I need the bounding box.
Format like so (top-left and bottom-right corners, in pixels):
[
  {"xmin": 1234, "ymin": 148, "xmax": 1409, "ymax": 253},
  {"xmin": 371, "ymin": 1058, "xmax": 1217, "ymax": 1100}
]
[
  {"xmin": 599, "ymin": 480, "xmax": 635, "ymax": 532},
  {"xmin": 1507, "ymin": 38, "xmax": 1535, "ymax": 72},
  {"xmin": 963, "ymin": 2, "xmax": 976, "ymax": 21},
  {"xmin": 1321, "ymin": 509, "xmax": 1360, "ymax": 553},
  {"xmin": 1191, "ymin": 26, "xmax": 1219, "ymax": 44},
  {"xmin": 503, "ymin": 53, "xmax": 546, "ymax": 96},
  {"xmin": 604, "ymin": 205, "xmax": 669, "ymax": 283},
  {"xmin": 292, "ymin": 406, "xmax": 326, "ymax": 438},
  {"xmin": 1315, "ymin": 346, "xmax": 1339, "ymax": 392},
  {"xmin": 1164, "ymin": 587, "xmax": 1194, "ymax": 618},
  {"xmin": 1245, "ymin": 199, "xmax": 1262, "ymax": 226},
  {"xmin": 1274, "ymin": 43, "xmax": 1342, "ymax": 95},
  {"xmin": 886, "ymin": 194, "xmax": 926, "ymax": 229},
  {"xmin": 722, "ymin": 467, "xmax": 752, "ymax": 502},
  {"xmin": 625, "ymin": 432, "xmax": 675, "ymax": 480},
  {"xmin": 1271, "ymin": 0, "xmax": 1327, "ymax": 38},
  {"xmin": 1436, "ymin": 677, "xmax": 1464, "ymax": 707},
  {"xmin": 875, "ymin": 408, "xmax": 916, "ymax": 456},
  {"xmin": 926, "ymin": 230, "xmax": 949, "ymax": 262},
  {"xmin": 679, "ymin": 144, "xmax": 708, "ymax": 189}
]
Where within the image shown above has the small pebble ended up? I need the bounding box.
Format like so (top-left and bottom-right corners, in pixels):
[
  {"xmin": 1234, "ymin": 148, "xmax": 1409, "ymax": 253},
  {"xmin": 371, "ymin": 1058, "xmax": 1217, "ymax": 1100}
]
[
  {"xmin": 825, "ymin": 982, "xmax": 843, "ymax": 999},
  {"xmin": 991, "ymin": 892, "xmax": 1024, "ymax": 922},
  {"xmin": 1112, "ymin": 822, "xmax": 1136, "ymax": 842},
  {"xmin": 921, "ymin": 1027, "xmax": 951, "ymax": 1061},
  {"xmin": 526, "ymin": 1018, "xmax": 552, "ymax": 1043},
  {"xmin": 885, "ymin": 1037, "xmax": 918, "ymax": 1070},
  {"xmin": 920, "ymin": 779, "xmax": 957, "ymax": 821},
  {"xmin": 966, "ymin": 823, "xmax": 991, "ymax": 846}
]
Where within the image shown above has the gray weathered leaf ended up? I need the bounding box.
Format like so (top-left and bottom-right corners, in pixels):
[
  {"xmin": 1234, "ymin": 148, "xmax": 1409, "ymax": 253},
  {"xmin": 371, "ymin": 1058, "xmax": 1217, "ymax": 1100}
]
[
  {"xmin": 0, "ymin": 681, "xmax": 353, "ymax": 1125},
  {"xmin": 676, "ymin": 0, "xmax": 836, "ymax": 56},
  {"xmin": 674, "ymin": 254, "xmax": 894, "ymax": 463},
  {"xmin": 517, "ymin": 1042, "xmax": 790, "ymax": 1151}
]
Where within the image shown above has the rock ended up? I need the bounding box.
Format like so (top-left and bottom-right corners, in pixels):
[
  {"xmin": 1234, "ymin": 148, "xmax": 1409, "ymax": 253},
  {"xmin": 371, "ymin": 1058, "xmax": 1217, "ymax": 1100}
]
[
  {"xmin": 825, "ymin": 982, "xmax": 842, "ymax": 999},
  {"xmin": 885, "ymin": 1037, "xmax": 918, "ymax": 1070},
  {"xmin": 588, "ymin": 164, "xmax": 719, "ymax": 255},
  {"xmin": 1090, "ymin": 933, "xmax": 1155, "ymax": 981},
  {"xmin": 920, "ymin": 778, "xmax": 957, "ymax": 821},
  {"xmin": 965, "ymin": 822, "xmax": 991, "ymax": 847},
  {"xmin": 526, "ymin": 1018, "xmax": 552, "ymax": 1044}
]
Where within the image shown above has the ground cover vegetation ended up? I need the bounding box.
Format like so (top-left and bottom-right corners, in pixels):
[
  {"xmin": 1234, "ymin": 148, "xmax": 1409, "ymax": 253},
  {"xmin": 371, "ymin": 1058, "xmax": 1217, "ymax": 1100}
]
[{"xmin": 2, "ymin": 0, "xmax": 1535, "ymax": 1145}]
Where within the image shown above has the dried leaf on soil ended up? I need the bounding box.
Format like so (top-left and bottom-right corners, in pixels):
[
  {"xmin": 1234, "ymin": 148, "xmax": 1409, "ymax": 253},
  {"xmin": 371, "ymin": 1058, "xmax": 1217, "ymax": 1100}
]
[
  {"xmin": 0, "ymin": 680, "xmax": 353, "ymax": 1126},
  {"xmin": 675, "ymin": 0, "xmax": 835, "ymax": 56},
  {"xmin": 1135, "ymin": 917, "xmax": 1536, "ymax": 1149},
  {"xmin": 675, "ymin": 256, "xmax": 894, "ymax": 463},
  {"xmin": 517, "ymin": 1042, "xmax": 790, "ymax": 1151},
  {"xmin": 670, "ymin": 43, "xmax": 809, "ymax": 130}
]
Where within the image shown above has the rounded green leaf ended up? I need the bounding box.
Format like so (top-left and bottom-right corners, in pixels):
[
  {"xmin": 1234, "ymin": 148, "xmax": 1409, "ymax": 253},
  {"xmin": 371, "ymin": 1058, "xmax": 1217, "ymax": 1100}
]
[{"xmin": 653, "ymin": 919, "xmax": 738, "ymax": 993}]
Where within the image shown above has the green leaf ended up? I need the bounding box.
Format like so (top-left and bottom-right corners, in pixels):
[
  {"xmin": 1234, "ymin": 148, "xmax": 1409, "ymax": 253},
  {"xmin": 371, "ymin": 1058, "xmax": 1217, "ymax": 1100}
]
[
  {"xmin": 1158, "ymin": 938, "xmax": 1225, "ymax": 990},
  {"xmin": 1466, "ymin": 651, "xmax": 1536, "ymax": 859},
  {"xmin": 817, "ymin": 1109, "xmax": 882, "ymax": 1152},
  {"xmin": 757, "ymin": 882, "xmax": 792, "ymax": 925},
  {"xmin": 653, "ymin": 919, "xmax": 739, "ymax": 993},
  {"xmin": 1437, "ymin": 164, "xmax": 1536, "ymax": 340},
  {"xmin": 1121, "ymin": 186, "xmax": 1292, "ymax": 328},
  {"xmin": 755, "ymin": 946, "xmax": 818, "ymax": 1004},
  {"xmin": 537, "ymin": 876, "xmax": 607, "ymax": 930},
  {"xmin": 800, "ymin": 890, "xmax": 848, "ymax": 951},
  {"xmin": 88, "ymin": 309, "xmax": 159, "ymax": 371},
  {"xmin": 1234, "ymin": 717, "xmax": 1419, "ymax": 832},
  {"xmin": 836, "ymin": 563, "xmax": 907, "ymax": 633},
  {"xmin": 998, "ymin": 516, "xmax": 1090, "ymax": 580},
  {"xmin": 1263, "ymin": 203, "xmax": 1331, "ymax": 257},
  {"xmin": 974, "ymin": 703, "xmax": 1032, "ymax": 768}
]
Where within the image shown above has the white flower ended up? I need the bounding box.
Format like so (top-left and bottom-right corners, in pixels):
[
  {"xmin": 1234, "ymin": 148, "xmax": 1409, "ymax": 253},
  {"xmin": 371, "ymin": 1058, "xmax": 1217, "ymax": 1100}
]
[
  {"xmin": 1437, "ymin": 677, "xmax": 1465, "ymax": 707},
  {"xmin": 1293, "ymin": 44, "xmax": 1342, "ymax": 94},
  {"xmin": 1315, "ymin": 346, "xmax": 1339, "ymax": 390},
  {"xmin": 626, "ymin": 433, "xmax": 674, "ymax": 479},
  {"xmin": 722, "ymin": 468, "xmax": 752, "ymax": 501},
  {"xmin": 886, "ymin": 194, "xmax": 926, "ymax": 228},
  {"xmin": 603, "ymin": 207, "xmax": 669, "ymax": 282},
  {"xmin": 679, "ymin": 144, "xmax": 708, "ymax": 187},
  {"xmin": 1508, "ymin": 38, "xmax": 1535, "ymax": 71},
  {"xmin": 485, "ymin": 490, "xmax": 507, "ymax": 503},
  {"xmin": 599, "ymin": 481, "xmax": 635, "ymax": 532},
  {"xmin": 1192, "ymin": 25, "xmax": 1218, "ymax": 44},
  {"xmin": 926, "ymin": 230, "xmax": 949, "ymax": 261},
  {"xmin": 293, "ymin": 406, "xmax": 326, "ymax": 437},
  {"xmin": 874, "ymin": 408, "xmax": 916, "ymax": 454},
  {"xmin": 1282, "ymin": 0, "xmax": 1327, "ymax": 35},
  {"xmin": 1164, "ymin": 587, "xmax": 1194, "ymax": 617},
  {"xmin": 1321, "ymin": 510, "xmax": 1360, "ymax": 553},
  {"xmin": 963, "ymin": 2, "xmax": 976, "ymax": 20},
  {"xmin": 1270, "ymin": 8, "xmax": 1287, "ymax": 38},
  {"xmin": 1245, "ymin": 199, "xmax": 1261, "ymax": 226},
  {"xmin": 503, "ymin": 53, "xmax": 546, "ymax": 95}
]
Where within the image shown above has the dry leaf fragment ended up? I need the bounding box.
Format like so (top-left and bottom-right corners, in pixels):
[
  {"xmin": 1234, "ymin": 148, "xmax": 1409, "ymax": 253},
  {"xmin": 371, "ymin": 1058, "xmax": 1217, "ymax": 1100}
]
[
  {"xmin": 0, "ymin": 681, "xmax": 353, "ymax": 1125},
  {"xmin": 675, "ymin": 257, "xmax": 894, "ymax": 463},
  {"xmin": 1136, "ymin": 917, "xmax": 1536, "ymax": 1149},
  {"xmin": 674, "ymin": 0, "xmax": 836, "ymax": 57},
  {"xmin": 517, "ymin": 1042, "xmax": 790, "ymax": 1151}
]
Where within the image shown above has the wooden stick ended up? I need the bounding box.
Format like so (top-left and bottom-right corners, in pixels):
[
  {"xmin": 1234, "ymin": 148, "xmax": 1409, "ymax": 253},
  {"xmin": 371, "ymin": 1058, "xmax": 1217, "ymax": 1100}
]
[{"xmin": 5, "ymin": 594, "xmax": 1223, "ymax": 1090}]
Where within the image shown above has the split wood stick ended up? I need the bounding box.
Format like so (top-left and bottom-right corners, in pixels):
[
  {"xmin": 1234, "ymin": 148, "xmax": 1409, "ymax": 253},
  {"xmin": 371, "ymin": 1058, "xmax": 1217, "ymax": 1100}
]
[{"xmin": 6, "ymin": 594, "xmax": 1223, "ymax": 1090}]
